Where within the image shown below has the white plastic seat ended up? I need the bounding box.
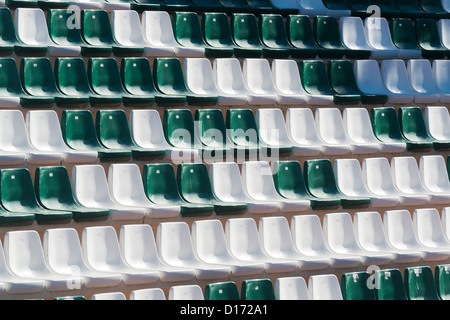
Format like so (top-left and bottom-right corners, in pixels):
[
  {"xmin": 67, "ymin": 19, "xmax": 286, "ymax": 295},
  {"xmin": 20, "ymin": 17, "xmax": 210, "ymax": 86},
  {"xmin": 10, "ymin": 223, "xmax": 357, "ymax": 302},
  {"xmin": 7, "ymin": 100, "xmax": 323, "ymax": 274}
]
[
  {"xmin": 142, "ymin": 11, "xmax": 202, "ymax": 58},
  {"xmin": 285, "ymin": 108, "xmax": 322, "ymax": 156},
  {"xmin": 82, "ymin": 226, "xmax": 159, "ymax": 286},
  {"xmin": 130, "ymin": 288, "xmax": 166, "ymax": 300},
  {"xmin": 439, "ymin": 19, "xmax": 450, "ymax": 51},
  {"xmin": 272, "ymin": 60, "xmax": 331, "ymax": 106},
  {"xmin": 157, "ymin": 222, "xmax": 230, "ymax": 281},
  {"xmin": 323, "ymin": 212, "xmax": 392, "ymax": 266},
  {"xmin": 243, "ymin": 59, "xmax": 303, "ymax": 105},
  {"xmin": 43, "ymin": 228, "xmax": 122, "ymax": 290},
  {"xmin": 419, "ymin": 155, "xmax": 450, "ymax": 195},
  {"xmin": 342, "ymin": 108, "xmax": 380, "ymax": 155},
  {"xmin": 275, "ymin": 277, "xmax": 310, "ymax": 300},
  {"xmin": 259, "ymin": 216, "xmax": 330, "ymax": 271},
  {"xmin": 71, "ymin": 165, "xmax": 146, "ymax": 221},
  {"xmin": 340, "ymin": 17, "xmax": 375, "ymax": 56},
  {"xmin": 291, "ymin": 215, "xmax": 361, "ymax": 269},
  {"xmin": 297, "ymin": 0, "xmax": 350, "ymax": 17},
  {"xmin": 242, "ymin": 161, "xmax": 310, "ymax": 213},
  {"xmin": 91, "ymin": 292, "xmax": 127, "ymax": 300},
  {"xmin": 432, "ymin": 60, "xmax": 450, "ymax": 98},
  {"xmin": 26, "ymin": 110, "xmax": 97, "ymax": 164},
  {"xmin": 413, "ymin": 208, "xmax": 450, "ymax": 251},
  {"xmin": 315, "ymin": 108, "xmax": 352, "ymax": 155},
  {"xmin": 334, "ymin": 159, "xmax": 399, "ymax": 208},
  {"xmin": 191, "ymin": 219, "xmax": 265, "ymax": 277},
  {"xmin": 364, "ymin": 17, "xmax": 399, "ymax": 59},
  {"xmin": 406, "ymin": 59, "xmax": 444, "ymax": 104},
  {"xmin": 384, "ymin": 210, "xmax": 450, "ymax": 262},
  {"xmin": 425, "ymin": 106, "xmax": 450, "ymax": 142},
  {"xmin": 381, "ymin": 60, "xmax": 418, "ymax": 104},
  {"xmin": 209, "ymin": 162, "xmax": 279, "ymax": 215},
  {"xmin": 353, "ymin": 59, "xmax": 409, "ymax": 107},
  {"xmin": 119, "ymin": 224, "xmax": 195, "ymax": 283},
  {"xmin": 362, "ymin": 157, "xmax": 427, "ymax": 207},
  {"xmin": 168, "ymin": 285, "xmax": 204, "ymax": 300},
  {"xmin": 14, "ymin": 8, "xmax": 80, "ymax": 57},
  {"xmin": 4, "ymin": 230, "xmax": 82, "ymax": 292},
  {"xmin": 308, "ymin": 274, "xmax": 343, "ymax": 300},
  {"xmin": 354, "ymin": 211, "xmax": 422, "ymax": 264},
  {"xmin": 225, "ymin": 218, "xmax": 298, "ymax": 274},
  {"xmin": 108, "ymin": 163, "xmax": 180, "ymax": 219},
  {"xmin": 391, "ymin": 156, "xmax": 450, "ymax": 205}
]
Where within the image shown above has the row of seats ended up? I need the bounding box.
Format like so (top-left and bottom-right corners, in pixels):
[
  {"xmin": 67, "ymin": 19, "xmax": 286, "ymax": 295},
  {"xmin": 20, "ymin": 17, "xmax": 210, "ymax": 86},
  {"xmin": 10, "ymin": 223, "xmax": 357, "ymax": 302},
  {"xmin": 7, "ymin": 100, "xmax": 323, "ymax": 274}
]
[{"xmin": 1, "ymin": 209, "xmax": 450, "ymax": 296}]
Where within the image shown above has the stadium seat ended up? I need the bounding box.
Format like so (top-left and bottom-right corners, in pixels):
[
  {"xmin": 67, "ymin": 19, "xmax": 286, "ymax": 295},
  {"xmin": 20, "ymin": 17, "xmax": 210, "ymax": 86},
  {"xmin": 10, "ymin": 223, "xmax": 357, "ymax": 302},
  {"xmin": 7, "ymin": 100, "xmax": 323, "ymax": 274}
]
[
  {"xmin": 4, "ymin": 230, "xmax": 82, "ymax": 292},
  {"xmin": 340, "ymin": 17, "xmax": 376, "ymax": 59},
  {"xmin": 413, "ymin": 208, "xmax": 450, "ymax": 252},
  {"xmin": 225, "ymin": 109, "xmax": 260, "ymax": 156},
  {"xmin": 0, "ymin": 57, "xmax": 33, "ymax": 108},
  {"xmin": 130, "ymin": 288, "xmax": 166, "ymax": 300},
  {"xmin": 157, "ymin": 222, "xmax": 230, "ymax": 280},
  {"xmin": 119, "ymin": 224, "xmax": 195, "ymax": 283},
  {"xmin": 241, "ymin": 279, "xmax": 276, "ymax": 300},
  {"xmin": 340, "ymin": 272, "xmax": 376, "ymax": 300},
  {"xmin": 285, "ymin": 108, "xmax": 323, "ymax": 156},
  {"xmin": 304, "ymin": 158, "xmax": 370, "ymax": 208},
  {"xmin": 201, "ymin": 13, "xmax": 237, "ymax": 58},
  {"xmin": 0, "ymin": 8, "xmax": 18, "ymax": 56},
  {"xmin": 323, "ymin": 212, "xmax": 392, "ymax": 266},
  {"xmin": 404, "ymin": 266, "xmax": 440, "ymax": 300},
  {"xmin": 374, "ymin": 268, "xmax": 407, "ymax": 300},
  {"xmin": 226, "ymin": 218, "xmax": 298, "ymax": 274},
  {"xmin": 204, "ymin": 281, "xmax": 240, "ymax": 300},
  {"xmin": 286, "ymin": 15, "xmax": 320, "ymax": 59},
  {"xmin": 259, "ymin": 216, "xmax": 330, "ymax": 270},
  {"xmin": 406, "ymin": 60, "xmax": 444, "ymax": 104},
  {"xmin": 82, "ymin": 226, "xmax": 159, "ymax": 285},
  {"xmin": 397, "ymin": 0, "xmax": 441, "ymax": 19},
  {"xmin": 443, "ymin": 207, "xmax": 450, "ymax": 241},
  {"xmin": 308, "ymin": 274, "xmax": 343, "ymax": 300},
  {"xmin": 364, "ymin": 17, "xmax": 400, "ymax": 59},
  {"xmin": 291, "ymin": 214, "xmax": 361, "ymax": 269},
  {"xmin": 256, "ymin": 109, "xmax": 297, "ymax": 154},
  {"xmin": 362, "ymin": 157, "xmax": 428, "ymax": 207},
  {"xmin": 334, "ymin": 159, "xmax": 398, "ymax": 208},
  {"xmin": 297, "ymin": 0, "xmax": 350, "ymax": 17},
  {"xmin": 71, "ymin": 165, "xmax": 146, "ymax": 221},
  {"xmin": 439, "ymin": 19, "xmax": 450, "ymax": 51},
  {"xmin": 415, "ymin": 18, "xmax": 449, "ymax": 59},
  {"xmin": 432, "ymin": 60, "xmax": 450, "ymax": 98},
  {"xmin": 242, "ymin": 161, "xmax": 310, "ymax": 213},
  {"xmin": 91, "ymin": 292, "xmax": 126, "ymax": 300},
  {"xmin": 35, "ymin": 166, "xmax": 109, "ymax": 222},
  {"xmin": 61, "ymin": 110, "xmax": 131, "ymax": 161},
  {"xmin": 314, "ymin": 108, "xmax": 352, "ymax": 155},
  {"xmin": 209, "ymin": 162, "xmax": 279, "ymax": 215},
  {"xmin": 108, "ymin": 163, "xmax": 180, "ymax": 219},
  {"xmin": 230, "ymin": 13, "xmax": 265, "ymax": 58},
  {"xmin": 191, "ymin": 219, "xmax": 265, "ymax": 276},
  {"xmin": 43, "ymin": 228, "xmax": 122, "ymax": 289},
  {"xmin": 168, "ymin": 285, "xmax": 204, "ymax": 300},
  {"xmin": 26, "ymin": 110, "xmax": 97, "ymax": 164},
  {"xmin": 420, "ymin": 155, "xmax": 450, "ymax": 195},
  {"xmin": 381, "ymin": 60, "xmax": 419, "ymax": 104},
  {"xmin": 342, "ymin": 108, "xmax": 382, "ymax": 154},
  {"xmin": 273, "ymin": 160, "xmax": 340, "ymax": 210},
  {"xmin": 313, "ymin": 16, "xmax": 348, "ymax": 59},
  {"xmin": 143, "ymin": 163, "xmax": 213, "ymax": 217},
  {"xmin": 177, "ymin": 163, "xmax": 247, "ymax": 215},
  {"xmin": 275, "ymin": 277, "xmax": 310, "ymax": 300},
  {"xmin": 369, "ymin": 107, "xmax": 408, "ymax": 153},
  {"xmin": 389, "ymin": 18, "xmax": 423, "ymax": 59},
  {"xmin": 384, "ymin": 209, "xmax": 450, "ymax": 262},
  {"xmin": 1, "ymin": 168, "xmax": 73, "ymax": 225},
  {"xmin": 354, "ymin": 211, "xmax": 422, "ymax": 264},
  {"xmin": 435, "ymin": 264, "xmax": 450, "ymax": 300},
  {"xmin": 424, "ymin": 106, "xmax": 450, "ymax": 148}
]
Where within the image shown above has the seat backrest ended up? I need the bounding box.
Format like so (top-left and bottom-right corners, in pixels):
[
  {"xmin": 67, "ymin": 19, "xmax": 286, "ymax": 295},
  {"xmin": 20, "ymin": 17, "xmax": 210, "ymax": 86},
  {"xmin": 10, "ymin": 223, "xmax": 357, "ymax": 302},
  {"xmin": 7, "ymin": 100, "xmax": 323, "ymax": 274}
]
[
  {"xmin": 14, "ymin": 8, "xmax": 52, "ymax": 45},
  {"xmin": 439, "ymin": 19, "xmax": 450, "ymax": 49},
  {"xmin": 304, "ymin": 159, "xmax": 340, "ymax": 198},
  {"xmin": 130, "ymin": 288, "xmax": 166, "ymax": 300},
  {"xmin": 353, "ymin": 59, "xmax": 388, "ymax": 95},
  {"xmin": 95, "ymin": 109, "xmax": 134, "ymax": 149},
  {"xmin": 202, "ymin": 12, "xmax": 235, "ymax": 48},
  {"xmin": 26, "ymin": 110, "xmax": 68, "ymax": 152},
  {"xmin": 407, "ymin": 59, "xmax": 440, "ymax": 94},
  {"xmin": 425, "ymin": 106, "xmax": 450, "ymax": 140},
  {"xmin": 226, "ymin": 109, "xmax": 259, "ymax": 147},
  {"xmin": 225, "ymin": 218, "xmax": 266, "ymax": 260},
  {"xmin": 353, "ymin": 211, "xmax": 392, "ymax": 252},
  {"xmin": 415, "ymin": 18, "xmax": 443, "ymax": 49},
  {"xmin": 341, "ymin": 272, "xmax": 376, "ymax": 300},
  {"xmin": 375, "ymin": 268, "xmax": 407, "ymax": 300},
  {"xmin": 55, "ymin": 58, "xmax": 93, "ymax": 96},
  {"xmin": 328, "ymin": 60, "xmax": 362, "ymax": 96},
  {"xmin": 272, "ymin": 160, "xmax": 310, "ymax": 200},
  {"xmin": 177, "ymin": 163, "xmax": 215, "ymax": 203},
  {"xmin": 314, "ymin": 16, "xmax": 343, "ymax": 48},
  {"xmin": 432, "ymin": 59, "xmax": 450, "ymax": 93},
  {"xmin": 271, "ymin": 59, "xmax": 308, "ymax": 95},
  {"xmin": 285, "ymin": 108, "xmax": 323, "ymax": 145},
  {"xmin": 315, "ymin": 108, "xmax": 350, "ymax": 145},
  {"xmin": 81, "ymin": 9, "xmax": 115, "ymax": 46},
  {"xmin": 61, "ymin": 110, "xmax": 103, "ymax": 150},
  {"xmin": 256, "ymin": 108, "xmax": 292, "ymax": 146},
  {"xmin": 381, "ymin": 59, "xmax": 416, "ymax": 94},
  {"xmin": 205, "ymin": 281, "xmax": 240, "ymax": 300},
  {"xmin": 404, "ymin": 266, "xmax": 440, "ymax": 300},
  {"xmin": 183, "ymin": 58, "xmax": 219, "ymax": 95},
  {"xmin": 365, "ymin": 17, "xmax": 397, "ymax": 50},
  {"xmin": 108, "ymin": 163, "xmax": 149, "ymax": 206},
  {"xmin": 119, "ymin": 224, "xmax": 161, "ymax": 268},
  {"xmin": 413, "ymin": 208, "xmax": 448, "ymax": 247},
  {"xmin": 259, "ymin": 14, "xmax": 291, "ymax": 48},
  {"xmin": 35, "ymin": 166, "xmax": 77, "ymax": 210},
  {"xmin": 291, "ymin": 214, "xmax": 330, "ymax": 256},
  {"xmin": 47, "ymin": 9, "xmax": 84, "ymax": 46},
  {"xmin": 0, "ymin": 168, "xmax": 42, "ymax": 212},
  {"xmin": 20, "ymin": 58, "xmax": 59, "ymax": 96},
  {"xmin": 298, "ymin": 60, "xmax": 335, "ymax": 96},
  {"xmin": 391, "ymin": 156, "xmax": 428, "ymax": 194},
  {"xmin": 168, "ymin": 285, "xmax": 204, "ymax": 300},
  {"xmin": 163, "ymin": 109, "xmax": 196, "ymax": 149},
  {"xmin": 343, "ymin": 108, "xmax": 379, "ymax": 144},
  {"xmin": 287, "ymin": 15, "xmax": 317, "ymax": 49},
  {"xmin": 323, "ymin": 212, "xmax": 360, "ymax": 254},
  {"xmin": 389, "ymin": 18, "xmax": 420, "ymax": 50},
  {"xmin": 243, "ymin": 58, "xmax": 277, "ymax": 95},
  {"xmin": 120, "ymin": 57, "xmax": 158, "ymax": 96},
  {"xmin": 259, "ymin": 216, "xmax": 298, "ymax": 258},
  {"xmin": 88, "ymin": 58, "xmax": 125, "ymax": 96},
  {"xmin": 153, "ymin": 57, "xmax": 188, "ymax": 96},
  {"xmin": 242, "ymin": 161, "xmax": 280, "ymax": 200},
  {"xmin": 141, "ymin": 11, "xmax": 178, "ymax": 47},
  {"xmin": 241, "ymin": 279, "xmax": 275, "ymax": 300},
  {"xmin": 370, "ymin": 107, "xmax": 405, "ymax": 143},
  {"xmin": 209, "ymin": 162, "xmax": 247, "ymax": 202},
  {"xmin": 334, "ymin": 158, "xmax": 370, "ymax": 197},
  {"xmin": 398, "ymin": 106, "xmax": 431, "ymax": 142},
  {"xmin": 0, "ymin": 110, "xmax": 33, "ymax": 150},
  {"xmin": 194, "ymin": 109, "xmax": 228, "ymax": 148},
  {"xmin": 129, "ymin": 109, "xmax": 168, "ymax": 149},
  {"xmin": 0, "ymin": 57, "xmax": 25, "ymax": 97},
  {"xmin": 308, "ymin": 274, "xmax": 343, "ymax": 300},
  {"xmin": 172, "ymin": 11, "xmax": 205, "ymax": 47},
  {"xmin": 231, "ymin": 13, "xmax": 263, "ymax": 48},
  {"xmin": 362, "ymin": 157, "xmax": 399, "ymax": 195},
  {"xmin": 110, "ymin": 10, "xmax": 145, "ymax": 46},
  {"xmin": 383, "ymin": 210, "xmax": 421, "ymax": 248},
  {"xmin": 0, "ymin": 7, "xmax": 17, "ymax": 45},
  {"xmin": 419, "ymin": 155, "xmax": 450, "ymax": 192},
  {"xmin": 340, "ymin": 16, "xmax": 370, "ymax": 50},
  {"xmin": 143, "ymin": 163, "xmax": 184, "ymax": 205},
  {"xmin": 157, "ymin": 222, "xmax": 198, "ymax": 266},
  {"xmin": 275, "ymin": 277, "xmax": 310, "ymax": 300},
  {"xmin": 435, "ymin": 264, "xmax": 450, "ymax": 300},
  {"xmin": 213, "ymin": 58, "xmax": 248, "ymax": 95}
]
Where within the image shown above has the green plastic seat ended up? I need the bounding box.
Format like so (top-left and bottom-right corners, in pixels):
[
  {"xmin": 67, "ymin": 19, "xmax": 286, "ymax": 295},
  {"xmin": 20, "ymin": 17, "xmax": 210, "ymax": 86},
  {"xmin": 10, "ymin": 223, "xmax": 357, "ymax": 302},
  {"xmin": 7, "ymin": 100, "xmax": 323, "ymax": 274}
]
[
  {"xmin": 370, "ymin": 107, "xmax": 408, "ymax": 149},
  {"xmin": 259, "ymin": 14, "xmax": 304, "ymax": 59},
  {"xmin": 173, "ymin": 11, "xmax": 233, "ymax": 58},
  {"xmin": 0, "ymin": 8, "xmax": 18, "ymax": 56},
  {"xmin": 96, "ymin": 109, "xmax": 166, "ymax": 160},
  {"xmin": 163, "ymin": 109, "xmax": 200, "ymax": 151},
  {"xmin": 396, "ymin": 0, "xmax": 436, "ymax": 18},
  {"xmin": 20, "ymin": 57, "xmax": 89, "ymax": 107},
  {"xmin": 346, "ymin": 0, "xmax": 372, "ymax": 17},
  {"xmin": 81, "ymin": 10, "xmax": 142, "ymax": 57},
  {"xmin": 205, "ymin": 281, "xmax": 240, "ymax": 300},
  {"xmin": 217, "ymin": 0, "xmax": 251, "ymax": 13},
  {"xmin": 328, "ymin": 60, "xmax": 387, "ymax": 105},
  {"xmin": 420, "ymin": 0, "xmax": 450, "ymax": 18},
  {"xmin": 201, "ymin": 13, "xmax": 237, "ymax": 58},
  {"xmin": 177, "ymin": 163, "xmax": 247, "ymax": 215},
  {"xmin": 143, "ymin": 163, "xmax": 213, "ymax": 217},
  {"xmin": 398, "ymin": 107, "xmax": 438, "ymax": 151},
  {"xmin": 0, "ymin": 168, "xmax": 72, "ymax": 225},
  {"xmin": 304, "ymin": 159, "xmax": 371, "ymax": 209},
  {"xmin": 54, "ymin": 296, "xmax": 87, "ymax": 300},
  {"xmin": 314, "ymin": 16, "xmax": 370, "ymax": 59},
  {"xmin": 190, "ymin": 0, "xmax": 225, "ymax": 12},
  {"xmin": 371, "ymin": 0, "xmax": 405, "ymax": 18},
  {"xmin": 194, "ymin": 109, "xmax": 232, "ymax": 158},
  {"xmin": 415, "ymin": 18, "xmax": 449, "ymax": 59},
  {"xmin": 435, "ymin": 264, "xmax": 450, "ymax": 300},
  {"xmin": 61, "ymin": 110, "xmax": 132, "ymax": 162},
  {"xmin": 287, "ymin": 15, "xmax": 320, "ymax": 59},
  {"xmin": 37, "ymin": 0, "xmax": 69, "ymax": 9},
  {"xmin": 273, "ymin": 161, "xmax": 340, "ymax": 210},
  {"xmin": 230, "ymin": 13, "xmax": 264, "ymax": 58},
  {"xmin": 5, "ymin": 0, "xmax": 38, "ymax": 8},
  {"xmin": 389, "ymin": 18, "xmax": 422, "ymax": 54},
  {"xmin": 120, "ymin": 57, "xmax": 157, "ymax": 106},
  {"xmin": 341, "ymin": 272, "xmax": 376, "ymax": 300},
  {"xmin": 241, "ymin": 279, "xmax": 275, "ymax": 300},
  {"xmin": 153, "ymin": 57, "xmax": 217, "ymax": 106},
  {"xmin": 35, "ymin": 166, "xmax": 109, "ymax": 222},
  {"xmin": 375, "ymin": 268, "xmax": 408, "ymax": 300},
  {"xmin": 404, "ymin": 266, "xmax": 440, "ymax": 300}
]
